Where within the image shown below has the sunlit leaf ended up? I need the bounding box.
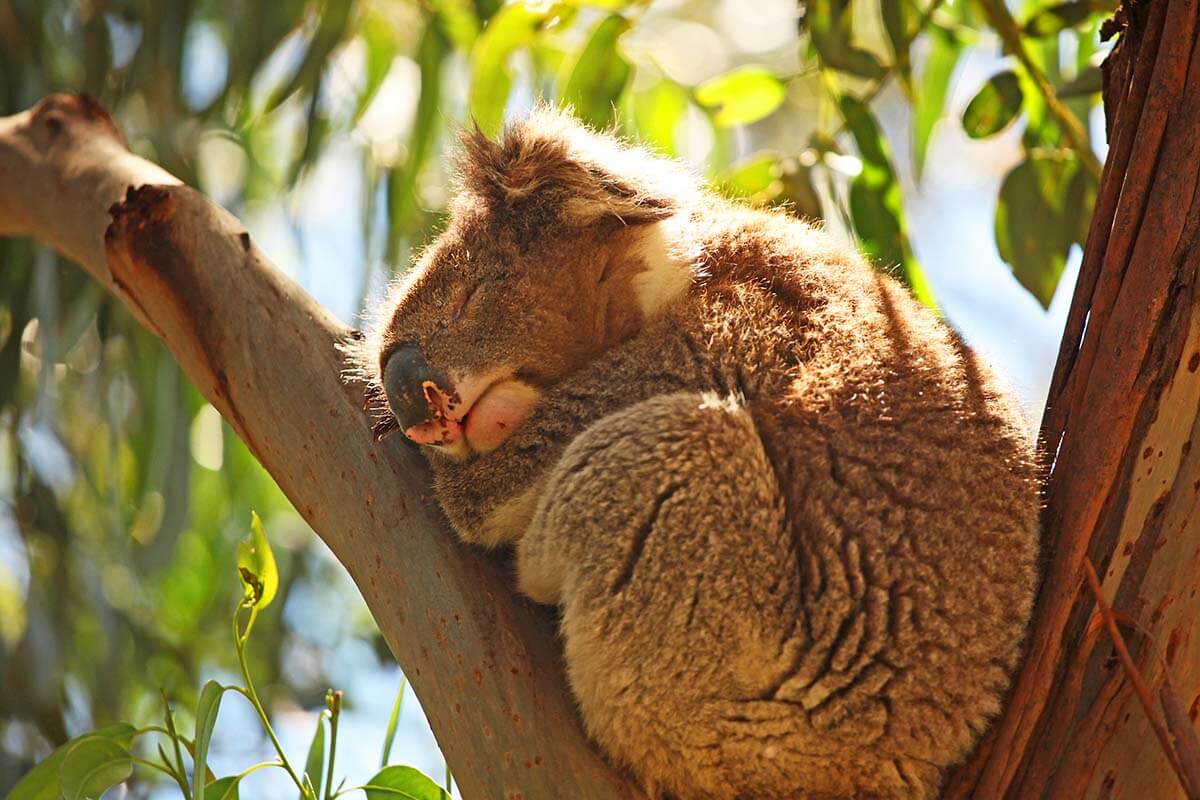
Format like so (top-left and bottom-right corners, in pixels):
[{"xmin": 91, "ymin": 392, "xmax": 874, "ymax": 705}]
[
  {"xmin": 881, "ymin": 0, "xmax": 912, "ymax": 89},
  {"xmin": 265, "ymin": 0, "xmax": 354, "ymax": 112},
  {"xmin": 354, "ymin": 12, "xmax": 401, "ymax": 123},
  {"xmin": 236, "ymin": 511, "xmax": 277, "ymax": 608},
  {"xmin": 563, "ymin": 15, "xmax": 631, "ymax": 128},
  {"xmin": 629, "ymin": 81, "xmax": 688, "ymax": 155},
  {"xmin": 380, "ymin": 676, "xmax": 407, "ymax": 767},
  {"xmin": 695, "ymin": 66, "xmax": 786, "ymax": 127},
  {"xmin": 302, "ymin": 713, "xmax": 327, "ymax": 800},
  {"xmin": 387, "ymin": 23, "xmax": 447, "ymax": 263},
  {"xmin": 721, "ymin": 152, "xmax": 784, "ymax": 204},
  {"xmin": 1023, "ymin": 1, "xmax": 1101, "ymax": 36},
  {"xmin": 469, "ymin": 2, "xmax": 559, "ymax": 135},
  {"xmin": 192, "ymin": 681, "xmax": 226, "ymax": 800},
  {"xmin": 839, "ymin": 95, "xmax": 937, "ymax": 308},
  {"xmin": 59, "ymin": 736, "xmax": 132, "ymax": 800},
  {"xmin": 995, "ymin": 156, "xmax": 1083, "ymax": 307},
  {"xmin": 205, "ymin": 776, "xmax": 242, "ymax": 800},
  {"xmin": 363, "ymin": 766, "xmax": 451, "ymax": 800},
  {"xmin": 7, "ymin": 725, "xmax": 135, "ymax": 800},
  {"xmin": 430, "ymin": 0, "xmax": 480, "ymax": 48},
  {"xmin": 913, "ymin": 25, "xmax": 963, "ymax": 178},
  {"xmin": 962, "ymin": 71, "xmax": 1024, "ymax": 139},
  {"xmin": 806, "ymin": 0, "xmax": 888, "ymax": 80}
]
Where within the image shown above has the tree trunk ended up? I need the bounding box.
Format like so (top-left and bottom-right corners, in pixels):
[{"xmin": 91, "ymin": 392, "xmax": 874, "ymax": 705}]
[
  {"xmin": 944, "ymin": 1, "xmax": 1200, "ymax": 797},
  {"xmin": 0, "ymin": 95, "xmax": 642, "ymax": 800},
  {"xmin": 1, "ymin": 2, "xmax": 1197, "ymax": 797}
]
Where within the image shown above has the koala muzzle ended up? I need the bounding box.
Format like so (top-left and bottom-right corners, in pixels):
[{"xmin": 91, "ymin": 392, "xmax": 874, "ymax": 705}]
[{"xmin": 382, "ymin": 343, "xmax": 459, "ymax": 434}]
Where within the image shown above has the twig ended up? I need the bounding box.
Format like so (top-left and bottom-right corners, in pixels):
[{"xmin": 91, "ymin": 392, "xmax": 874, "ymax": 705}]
[
  {"xmin": 980, "ymin": 0, "xmax": 1104, "ymax": 181},
  {"xmin": 1082, "ymin": 557, "xmax": 1191, "ymax": 795}
]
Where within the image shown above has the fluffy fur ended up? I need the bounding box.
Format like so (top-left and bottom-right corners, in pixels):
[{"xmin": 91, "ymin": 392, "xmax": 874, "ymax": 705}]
[{"xmin": 353, "ymin": 108, "xmax": 1040, "ymax": 799}]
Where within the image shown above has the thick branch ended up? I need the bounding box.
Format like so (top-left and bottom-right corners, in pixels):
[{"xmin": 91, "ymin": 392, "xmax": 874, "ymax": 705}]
[{"xmin": 0, "ymin": 94, "xmax": 639, "ymax": 800}]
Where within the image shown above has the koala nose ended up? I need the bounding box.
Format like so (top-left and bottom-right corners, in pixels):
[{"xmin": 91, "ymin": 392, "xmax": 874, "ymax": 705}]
[{"xmin": 382, "ymin": 343, "xmax": 452, "ymax": 431}]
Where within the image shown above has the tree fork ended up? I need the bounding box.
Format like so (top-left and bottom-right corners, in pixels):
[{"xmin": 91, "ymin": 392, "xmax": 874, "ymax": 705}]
[
  {"xmin": 2, "ymin": 1, "xmax": 1199, "ymax": 796},
  {"xmin": 0, "ymin": 94, "xmax": 640, "ymax": 799}
]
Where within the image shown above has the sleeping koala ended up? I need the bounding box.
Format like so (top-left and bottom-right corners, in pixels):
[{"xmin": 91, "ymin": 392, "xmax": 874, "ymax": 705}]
[{"xmin": 354, "ymin": 109, "xmax": 1039, "ymax": 800}]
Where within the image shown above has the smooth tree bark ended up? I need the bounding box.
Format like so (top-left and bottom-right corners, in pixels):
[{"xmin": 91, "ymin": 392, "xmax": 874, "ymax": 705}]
[{"xmin": 1, "ymin": 1, "xmax": 1198, "ymax": 797}]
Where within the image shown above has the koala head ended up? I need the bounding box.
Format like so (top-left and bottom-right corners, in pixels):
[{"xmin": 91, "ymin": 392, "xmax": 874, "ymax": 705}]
[{"xmin": 356, "ymin": 109, "xmax": 700, "ymax": 461}]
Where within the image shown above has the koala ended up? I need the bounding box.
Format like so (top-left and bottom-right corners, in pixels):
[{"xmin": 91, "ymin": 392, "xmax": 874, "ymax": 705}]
[{"xmin": 353, "ymin": 109, "xmax": 1040, "ymax": 800}]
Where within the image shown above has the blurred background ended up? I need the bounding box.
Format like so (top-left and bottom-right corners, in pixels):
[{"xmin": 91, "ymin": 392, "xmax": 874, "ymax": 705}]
[{"xmin": 0, "ymin": 0, "xmax": 1111, "ymax": 796}]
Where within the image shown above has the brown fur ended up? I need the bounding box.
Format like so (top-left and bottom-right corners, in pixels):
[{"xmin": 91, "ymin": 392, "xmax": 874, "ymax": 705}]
[{"xmin": 353, "ymin": 109, "xmax": 1040, "ymax": 799}]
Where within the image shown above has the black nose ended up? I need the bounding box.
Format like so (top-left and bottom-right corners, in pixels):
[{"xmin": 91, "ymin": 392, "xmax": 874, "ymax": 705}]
[{"xmin": 382, "ymin": 343, "xmax": 450, "ymax": 431}]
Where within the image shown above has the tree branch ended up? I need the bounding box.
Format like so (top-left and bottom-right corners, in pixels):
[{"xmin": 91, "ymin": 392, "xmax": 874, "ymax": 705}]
[{"xmin": 0, "ymin": 93, "xmax": 640, "ymax": 800}]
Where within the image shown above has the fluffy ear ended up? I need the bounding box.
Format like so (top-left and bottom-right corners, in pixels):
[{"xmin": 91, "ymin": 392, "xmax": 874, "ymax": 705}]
[{"xmin": 457, "ymin": 107, "xmax": 696, "ymax": 231}]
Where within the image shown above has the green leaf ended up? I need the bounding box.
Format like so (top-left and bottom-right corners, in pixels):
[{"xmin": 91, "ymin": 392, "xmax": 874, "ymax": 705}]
[
  {"xmin": 58, "ymin": 736, "xmax": 132, "ymax": 800},
  {"xmin": 721, "ymin": 152, "xmax": 784, "ymax": 204},
  {"xmin": 995, "ymin": 156, "xmax": 1082, "ymax": 307},
  {"xmin": 881, "ymin": 0, "xmax": 912, "ymax": 89},
  {"xmin": 379, "ymin": 676, "xmax": 407, "ymax": 767},
  {"xmin": 192, "ymin": 681, "xmax": 226, "ymax": 800},
  {"xmin": 236, "ymin": 511, "xmax": 277, "ymax": 609},
  {"xmin": 363, "ymin": 766, "xmax": 451, "ymax": 800},
  {"xmin": 694, "ymin": 66, "xmax": 786, "ymax": 127},
  {"xmin": 469, "ymin": 2, "xmax": 558, "ymax": 135},
  {"xmin": 839, "ymin": 95, "xmax": 937, "ymax": 308},
  {"xmin": 301, "ymin": 713, "xmax": 327, "ymax": 800},
  {"xmin": 962, "ymin": 70, "xmax": 1024, "ymax": 139},
  {"xmin": 562, "ymin": 15, "xmax": 631, "ymax": 128},
  {"xmin": 7, "ymin": 725, "xmax": 135, "ymax": 800},
  {"xmin": 806, "ymin": 0, "xmax": 888, "ymax": 79},
  {"xmin": 353, "ymin": 12, "xmax": 401, "ymax": 123},
  {"xmin": 205, "ymin": 776, "xmax": 241, "ymax": 800},
  {"xmin": 430, "ymin": 0, "xmax": 480, "ymax": 48},
  {"xmin": 912, "ymin": 25, "xmax": 963, "ymax": 178},
  {"xmin": 629, "ymin": 81, "xmax": 688, "ymax": 156},
  {"xmin": 387, "ymin": 23, "xmax": 447, "ymax": 263},
  {"xmin": 1023, "ymin": 1, "xmax": 1100, "ymax": 36}
]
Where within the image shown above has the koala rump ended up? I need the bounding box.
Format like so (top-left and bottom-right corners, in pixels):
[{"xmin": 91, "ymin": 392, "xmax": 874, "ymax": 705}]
[{"xmin": 354, "ymin": 108, "xmax": 1040, "ymax": 800}]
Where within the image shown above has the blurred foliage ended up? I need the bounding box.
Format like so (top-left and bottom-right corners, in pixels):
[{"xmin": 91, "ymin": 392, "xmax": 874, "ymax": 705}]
[
  {"xmin": 0, "ymin": 0, "xmax": 1112, "ymax": 794},
  {"xmin": 8, "ymin": 515, "xmax": 448, "ymax": 800}
]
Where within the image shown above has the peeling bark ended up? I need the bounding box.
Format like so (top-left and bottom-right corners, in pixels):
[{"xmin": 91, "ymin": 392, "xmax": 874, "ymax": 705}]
[
  {"xmin": 0, "ymin": 94, "xmax": 640, "ymax": 800},
  {"xmin": 945, "ymin": 1, "xmax": 1200, "ymax": 797}
]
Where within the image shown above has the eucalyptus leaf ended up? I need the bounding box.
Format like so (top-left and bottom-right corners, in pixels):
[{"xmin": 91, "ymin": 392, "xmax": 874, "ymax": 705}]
[
  {"xmin": 962, "ymin": 71, "xmax": 1024, "ymax": 139},
  {"xmin": 839, "ymin": 95, "xmax": 937, "ymax": 308},
  {"xmin": 806, "ymin": 0, "xmax": 888, "ymax": 79},
  {"xmin": 913, "ymin": 25, "xmax": 963, "ymax": 178},
  {"xmin": 695, "ymin": 66, "xmax": 786, "ymax": 127},
  {"xmin": 563, "ymin": 15, "xmax": 631, "ymax": 128},
  {"xmin": 205, "ymin": 776, "xmax": 242, "ymax": 800},
  {"xmin": 236, "ymin": 511, "xmax": 277, "ymax": 609},
  {"xmin": 1023, "ymin": 1, "xmax": 1099, "ymax": 36},
  {"xmin": 469, "ymin": 2, "xmax": 557, "ymax": 135},
  {"xmin": 192, "ymin": 681, "xmax": 226, "ymax": 800},
  {"xmin": 301, "ymin": 713, "xmax": 327, "ymax": 800},
  {"xmin": 995, "ymin": 156, "xmax": 1080, "ymax": 307},
  {"xmin": 363, "ymin": 765, "xmax": 451, "ymax": 800},
  {"xmin": 630, "ymin": 81, "xmax": 688, "ymax": 156},
  {"xmin": 6, "ymin": 725, "xmax": 135, "ymax": 800},
  {"xmin": 721, "ymin": 152, "xmax": 783, "ymax": 204},
  {"xmin": 58, "ymin": 736, "xmax": 132, "ymax": 800}
]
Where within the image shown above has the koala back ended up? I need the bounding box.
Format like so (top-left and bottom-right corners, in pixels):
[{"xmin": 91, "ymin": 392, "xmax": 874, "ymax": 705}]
[{"xmin": 362, "ymin": 109, "xmax": 1040, "ymax": 799}]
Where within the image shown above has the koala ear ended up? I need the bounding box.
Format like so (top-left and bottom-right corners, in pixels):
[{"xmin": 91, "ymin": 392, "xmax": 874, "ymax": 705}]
[{"xmin": 457, "ymin": 108, "xmax": 692, "ymax": 229}]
